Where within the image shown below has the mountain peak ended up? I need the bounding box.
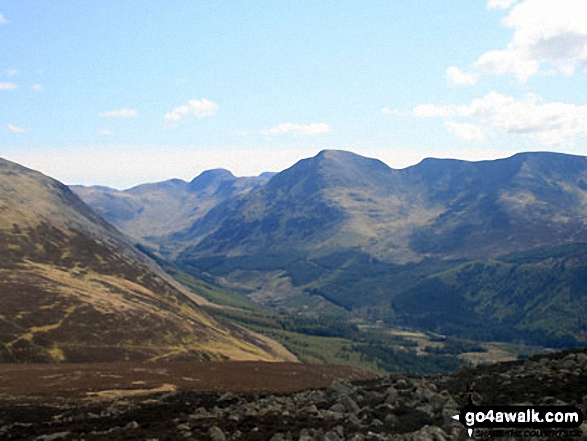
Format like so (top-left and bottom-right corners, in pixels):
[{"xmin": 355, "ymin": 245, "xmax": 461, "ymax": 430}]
[
  {"xmin": 188, "ymin": 168, "xmax": 236, "ymax": 192},
  {"xmin": 315, "ymin": 149, "xmax": 356, "ymax": 159},
  {"xmin": 261, "ymin": 150, "xmax": 395, "ymax": 197}
]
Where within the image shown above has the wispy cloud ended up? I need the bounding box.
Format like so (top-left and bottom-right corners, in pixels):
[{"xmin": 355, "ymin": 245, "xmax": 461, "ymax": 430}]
[
  {"xmin": 31, "ymin": 84, "xmax": 44, "ymax": 92},
  {"xmin": 413, "ymin": 104, "xmax": 454, "ymax": 118},
  {"xmin": 0, "ymin": 13, "xmax": 9, "ymax": 25},
  {"xmin": 98, "ymin": 108, "xmax": 138, "ymax": 118},
  {"xmin": 446, "ymin": 66, "xmax": 479, "ymax": 86},
  {"xmin": 260, "ymin": 123, "xmax": 330, "ymax": 138},
  {"xmin": 6, "ymin": 123, "xmax": 27, "ymax": 133},
  {"xmin": 381, "ymin": 107, "xmax": 410, "ymax": 116},
  {"xmin": 0, "ymin": 82, "xmax": 18, "ymax": 91},
  {"xmin": 231, "ymin": 130, "xmax": 248, "ymax": 137},
  {"xmin": 5, "ymin": 69, "xmax": 19, "ymax": 77},
  {"xmin": 164, "ymin": 98, "xmax": 218, "ymax": 127},
  {"xmin": 444, "ymin": 121, "xmax": 484, "ymax": 142},
  {"xmin": 413, "ymin": 92, "xmax": 587, "ymax": 145},
  {"xmin": 99, "ymin": 130, "xmax": 113, "ymax": 136}
]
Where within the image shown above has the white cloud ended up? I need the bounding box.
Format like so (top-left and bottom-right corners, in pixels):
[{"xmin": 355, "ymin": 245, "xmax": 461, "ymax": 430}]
[
  {"xmin": 98, "ymin": 108, "xmax": 138, "ymax": 118},
  {"xmin": 444, "ymin": 121, "xmax": 484, "ymax": 142},
  {"xmin": 414, "ymin": 92, "xmax": 587, "ymax": 145},
  {"xmin": 0, "ymin": 13, "xmax": 9, "ymax": 24},
  {"xmin": 99, "ymin": 130, "xmax": 113, "ymax": 136},
  {"xmin": 446, "ymin": 66, "xmax": 479, "ymax": 86},
  {"xmin": 487, "ymin": 0, "xmax": 518, "ymax": 9},
  {"xmin": 6, "ymin": 123, "xmax": 27, "ymax": 133},
  {"xmin": 164, "ymin": 98, "xmax": 218, "ymax": 127},
  {"xmin": 463, "ymin": 92, "xmax": 587, "ymax": 145},
  {"xmin": 0, "ymin": 82, "xmax": 18, "ymax": 90},
  {"xmin": 475, "ymin": 48, "xmax": 539, "ymax": 83},
  {"xmin": 5, "ymin": 69, "xmax": 19, "ymax": 77},
  {"xmin": 475, "ymin": 0, "xmax": 587, "ymax": 82},
  {"xmin": 260, "ymin": 123, "xmax": 330, "ymax": 138},
  {"xmin": 31, "ymin": 84, "xmax": 44, "ymax": 92},
  {"xmin": 413, "ymin": 104, "xmax": 455, "ymax": 118}
]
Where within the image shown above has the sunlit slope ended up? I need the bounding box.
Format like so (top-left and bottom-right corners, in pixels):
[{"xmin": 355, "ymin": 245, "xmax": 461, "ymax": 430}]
[{"xmin": 0, "ymin": 158, "xmax": 294, "ymax": 363}]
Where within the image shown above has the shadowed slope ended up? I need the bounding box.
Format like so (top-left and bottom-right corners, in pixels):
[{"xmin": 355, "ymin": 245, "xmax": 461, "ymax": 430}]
[{"xmin": 177, "ymin": 150, "xmax": 587, "ymax": 263}]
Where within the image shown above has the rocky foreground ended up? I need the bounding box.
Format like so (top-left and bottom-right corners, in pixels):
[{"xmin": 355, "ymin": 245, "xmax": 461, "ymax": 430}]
[{"xmin": 1, "ymin": 349, "xmax": 586, "ymax": 440}]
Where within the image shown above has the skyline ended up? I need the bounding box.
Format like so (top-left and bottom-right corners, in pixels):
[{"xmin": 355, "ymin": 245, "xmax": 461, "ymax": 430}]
[{"xmin": 2, "ymin": 0, "xmax": 587, "ymax": 189}]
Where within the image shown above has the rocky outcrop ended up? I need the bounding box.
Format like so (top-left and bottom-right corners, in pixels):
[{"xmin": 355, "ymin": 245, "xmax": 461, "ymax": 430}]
[{"xmin": 1, "ymin": 349, "xmax": 586, "ymax": 440}]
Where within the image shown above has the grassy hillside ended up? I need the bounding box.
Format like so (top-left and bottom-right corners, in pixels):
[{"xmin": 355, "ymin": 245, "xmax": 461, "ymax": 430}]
[{"xmin": 0, "ymin": 158, "xmax": 293, "ymax": 363}]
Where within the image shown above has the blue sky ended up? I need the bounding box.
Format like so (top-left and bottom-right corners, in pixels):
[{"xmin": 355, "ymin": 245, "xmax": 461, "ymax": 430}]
[{"xmin": 2, "ymin": 0, "xmax": 587, "ymax": 188}]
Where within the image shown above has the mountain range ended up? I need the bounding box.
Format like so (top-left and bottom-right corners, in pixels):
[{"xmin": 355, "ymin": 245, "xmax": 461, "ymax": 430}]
[
  {"xmin": 0, "ymin": 158, "xmax": 293, "ymax": 363},
  {"xmin": 71, "ymin": 169, "xmax": 272, "ymax": 253},
  {"xmin": 74, "ymin": 150, "xmax": 587, "ymax": 347}
]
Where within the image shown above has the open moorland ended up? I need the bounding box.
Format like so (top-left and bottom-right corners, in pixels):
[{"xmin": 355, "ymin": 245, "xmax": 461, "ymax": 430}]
[
  {"xmin": 0, "ymin": 349, "xmax": 586, "ymax": 440},
  {"xmin": 0, "ymin": 361, "xmax": 374, "ymax": 403}
]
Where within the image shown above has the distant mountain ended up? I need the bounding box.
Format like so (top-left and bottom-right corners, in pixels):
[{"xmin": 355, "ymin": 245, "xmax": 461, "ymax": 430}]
[
  {"xmin": 72, "ymin": 170, "xmax": 271, "ymax": 252},
  {"xmin": 178, "ymin": 150, "xmax": 587, "ymax": 262},
  {"xmin": 0, "ymin": 158, "xmax": 293, "ymax": 363},
  {"xmin": 75, "ymin": 150, "xmax": 587, "ymax": 347}
]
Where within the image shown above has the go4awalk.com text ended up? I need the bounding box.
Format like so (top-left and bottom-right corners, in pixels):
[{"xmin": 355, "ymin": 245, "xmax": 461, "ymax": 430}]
[{"xmin": 452, "ymin": 404, "xmax": 583, "ymax": 438}]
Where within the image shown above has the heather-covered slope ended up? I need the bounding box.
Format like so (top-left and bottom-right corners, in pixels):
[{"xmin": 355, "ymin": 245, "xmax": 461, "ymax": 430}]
[
  {"xmin": 0, "ymin": 158, "xmax": 294, "ymax": 363},
  {"xmin": 2, "ymin": 349, "xmax": 586, "ymax": 440}
]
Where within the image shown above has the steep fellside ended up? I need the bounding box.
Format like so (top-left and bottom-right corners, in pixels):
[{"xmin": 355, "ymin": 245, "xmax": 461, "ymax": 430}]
[
  {"xmin": 175, "ymin": 150, "xmax": 437, "ymax": 263},
  {"xmin": 0, "ymin": 158, "xmax": 294, "ymax": 363}
]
